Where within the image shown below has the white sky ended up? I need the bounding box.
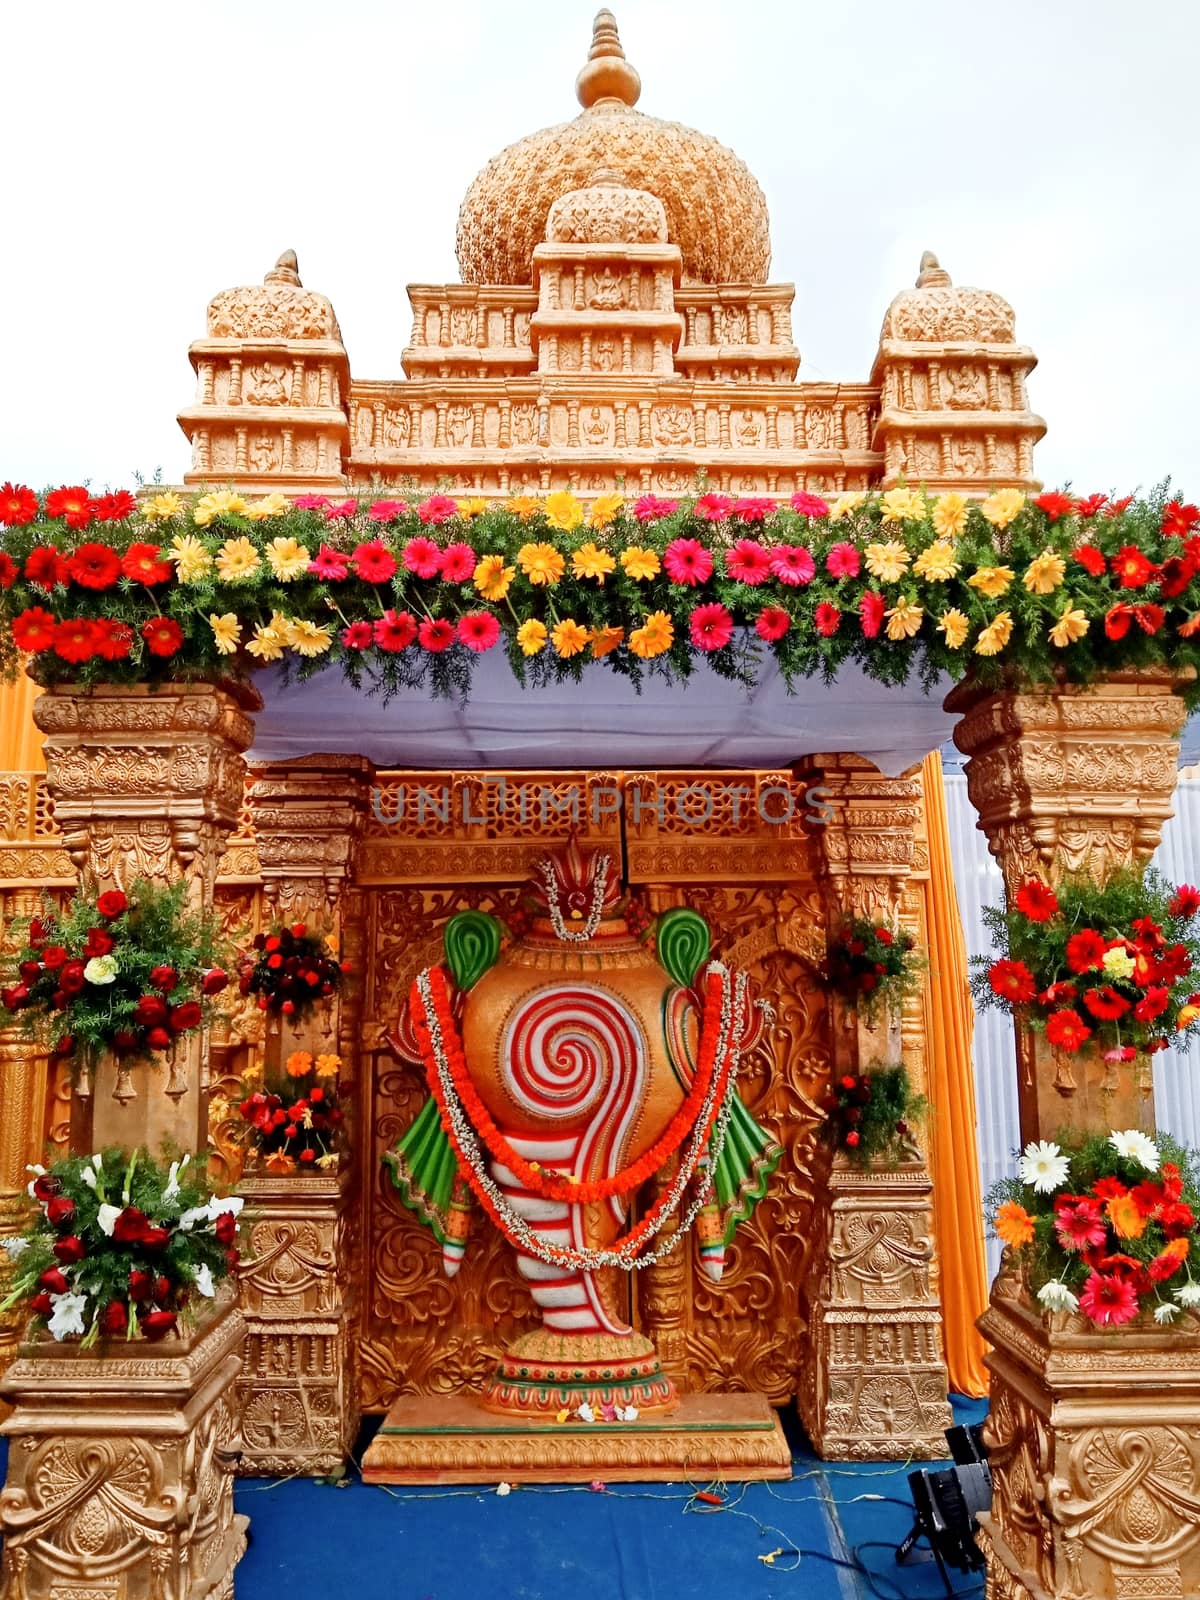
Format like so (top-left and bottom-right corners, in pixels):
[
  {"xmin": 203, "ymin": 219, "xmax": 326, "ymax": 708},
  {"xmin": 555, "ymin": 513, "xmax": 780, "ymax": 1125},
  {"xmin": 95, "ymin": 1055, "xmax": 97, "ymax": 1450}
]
[{"xmin": 3, "ymin": 0, "xmax": 1197, "ymax": 496}]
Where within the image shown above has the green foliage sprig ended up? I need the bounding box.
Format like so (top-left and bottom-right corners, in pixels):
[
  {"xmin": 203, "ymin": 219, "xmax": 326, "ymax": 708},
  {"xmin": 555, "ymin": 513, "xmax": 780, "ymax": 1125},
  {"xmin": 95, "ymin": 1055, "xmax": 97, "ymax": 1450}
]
[
  {"xmin": 822, "ymin": 1063, "xmax": 926, "ymax": 1166},
  {"xmin": 823, "ymin": 915, "xmax": 923, "ymax": 1022}
]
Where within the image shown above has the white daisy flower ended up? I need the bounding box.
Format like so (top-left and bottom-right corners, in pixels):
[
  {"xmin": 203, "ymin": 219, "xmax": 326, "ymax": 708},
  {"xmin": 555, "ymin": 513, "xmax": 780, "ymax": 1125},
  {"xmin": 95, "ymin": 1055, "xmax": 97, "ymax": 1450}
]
[
  {"xmin": 1177, "ymin": 1283, "xmax": 1200, "ymax": 1308},
  {"xmin": 96, "ymin": 1203, "xmax": 122, "ymax": 1237},
  {"xmin": 1037, "ymin": 1280, "xmax": 1079, "ymax": 1314},
  {"xmin": 1108, "ymin": 1130, "xmax": 1160, "ymax": 1172},
  {"xmin": 1018, "ymin": 1141, "xmax": 1071, "ymax": 1194},
  {"xmin": 1155, "ymin": 1302, "xmax": 1182, "ymax": 1325},
  {"xmin": 47, "ymin": 1291, "xmax": 88, "ymax": 1342}
]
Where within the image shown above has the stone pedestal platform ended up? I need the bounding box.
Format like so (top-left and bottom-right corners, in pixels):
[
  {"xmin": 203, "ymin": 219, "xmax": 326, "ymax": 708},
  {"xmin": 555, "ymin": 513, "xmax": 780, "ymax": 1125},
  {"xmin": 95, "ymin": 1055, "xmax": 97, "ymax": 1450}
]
[
  {"xmin": 0, "ymin": 1300, "xmax": 247, "ymax": 1600},
  {"xmin": 361, "ymin": 1391, "xmax": 791, "ymax": 1484}
]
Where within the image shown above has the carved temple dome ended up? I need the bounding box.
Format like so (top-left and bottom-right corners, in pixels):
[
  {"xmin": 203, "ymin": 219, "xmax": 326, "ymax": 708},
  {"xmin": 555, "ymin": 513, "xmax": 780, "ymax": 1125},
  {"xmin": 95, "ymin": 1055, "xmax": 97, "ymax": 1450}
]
[
  {"xmin": 880, "ymin": 251, "xmax": 1017, "ymax": 344},
  {"xmin": 455, "ymin": 10, "xmax": 772, "ymax": 289}
]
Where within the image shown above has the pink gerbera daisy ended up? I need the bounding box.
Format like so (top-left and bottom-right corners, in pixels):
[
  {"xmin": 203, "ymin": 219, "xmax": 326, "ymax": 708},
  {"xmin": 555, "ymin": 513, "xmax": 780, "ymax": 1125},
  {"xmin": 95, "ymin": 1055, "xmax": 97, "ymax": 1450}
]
[
  {"xmin": 340, "ymin": 620, "xmax": 374, "ymax": 650},
  {"xmin": 293, "ymin": 494, "xmax": 330, "ymax": 512},
  {"xmin": 456, "ymin": 612, "xmax": 501, "ymax": 652},
  {"xmin": 694, "ymin": 493, "xmax": 734, "ymax": 522},
  {"xmin": 373, "ymin": 610, "xmax": 417, "ymax": 651},
  {"xmin": 826, "ymin": 543, "xmax": 861, "ymax": 579},
  {"xmin": 790, "ymin": 491, "xmax": 830, "ymax": 518},
  {"xmin": 309, "ymin": 543, "xmax": 351, "ymax": 581},
  {"xmin": 755, "ymin": 606, "xmax": 790, "ymax": 642},
  {"xmin": 725, "ymin": 539, "xmax": 771, "ymax": 585},
  {"xmin": 418, "ymin": 495, "xmax": 458, "ymax": 525},
  {"xmin": 1053, "ymin": 1197, "xmax": 1107, "ymax": 1252},
  {"xmin": 633, "ymin": 495, "xmax": 679, "ymax": 522},
  {"xmin": 323, "ymin": 498, "xmax": 358, "ymax": 521},
  {"xmin": 815, "ymin": 602, "xmax": 842, "ymax": 637},
  {"xmin": 403, "ymin": 537, "xmax": 443, "ymax": 579},
  {"xmin": 733, "ymin": 496, "xmax": 775, "ymax": 523},
  {"xmin": 1078, "ymin": 1271, "xmax": 1140, "ymax": 1327},
  {"xmin": 663, "ymin": 538, "xmax": 714, "ymax": 586},
  {"xmin": 352, "ymin": 540, "xmax": 398, "ymax": 584},
  {"xmin": 859, "ymin": 591, "xmax": 886, "ymax": 638},
  {"xmin": 689, "ymin": 602, "xmax": 735, "ymax": 652},
  {"xmin": 418, "ymin": 617, "xmax": 455, "ymax": 652},
  {"xmin": 440, "ymin": 542, "xmax": 477, "ymax": 583},
  {"xmin": 769, "ymin": 544, "xmax": 816, "ymax": 586},
  {"xmin": 368, "ymin": 499, "xmax": 407, "ymax": 523}
]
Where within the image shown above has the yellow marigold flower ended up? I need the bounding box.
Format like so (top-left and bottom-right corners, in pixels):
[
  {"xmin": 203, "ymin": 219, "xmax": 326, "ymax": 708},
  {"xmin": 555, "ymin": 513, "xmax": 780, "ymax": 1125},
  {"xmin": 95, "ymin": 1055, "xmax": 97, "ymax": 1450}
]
[
  {"xmin": 974, "ymin": 611, "xmax": 1014, "ymax": 656},
  {"xmin": 884, "ymin": 599, "xmax": 924, "ymax": 640},
  {"xmin": 994, "ymin": 1200, "xmax": 1035, "ymax": 1249},
  {"xmin": 628, "ymin": 610, "xmax": 674, "ymax": 659},
  {"xmin": 1023, "ymin": 548, "xmax": 1067, "ymax": 595},
  {"xmin": 552, "ymin": 618, "xmax": 590, "ymax": 659},
  {"xmin": 456, "ymin": 497, "xmax": 487, "ymax": 521},
  {"xmin": 516, "ymin": 619, "xmax": 548, "ymax": 656},
  {"xmin": 285, "ymin": 618, "xmax": 333, "ymax": 657},
  {"xmin": 980, "ymin": 488, "xmax": 1026, "ymax": 530},
  {"xmin": 1049, "ymin": 605, "xmax": 1089, "ymax": 648},
  {"xmin": 285, "ymin": 1050, "xmax": 313, "ymax": 1078},
  {"xmin": 829, "ymin": 491, "xmax": 867, "ymax": 521},
  {"xmin": 215, "ymin": 537, "xmax": 261, "ymax": 582},
  {"xmin": 518, "ymin": 542, "xmax": 565, "ymax": 586},
  {"xmin": 589, "ymin": 626, "xmax": 624, "ymax": 658},
  {"xmin": 620, "ymin": 546, "xmax": 661, "ymax": 581},
  {"xmin": 937, "ymin": 609, "xmax": 970, "ymax": 650},
  {"xmin": 505, "ymin": 495, "xmax": 541, "ymax": 522},
  {"xmin": 142, "ymin": 491, "xmax": 183, "ymax": 523},
  {"xmin": 168, "ymin": 534, "xmax": 213, "ymax": 584},
  {"xmin": 474, "ymin": 553, "xmax": 514, "ymax": 602},
  {"xmin": 543, "ymin": 491, "xmax": 584, "ymax": 532},
  {"xmin": 264, "ymin": 536, "xmax": 312, "ymax": 582},
  {"xmin": 864, "ymin": 541, "xmax": 911, "ymax": 583},
  {"xmin": 194, "ymin": 490, "xmax": 247, "ymax": 527},
  {"xmin": 243, "ymin": 492, "xmax": 291, "ymax": 522},
  {"xmin": 314, "ymin": 1053, "xmax": 341, "ymax": 1078},
  {"xmin": 931, "ymin": 492, "xmax": 969, "ymax": 539},
  {"xmin": 879, "ymin": 487, "xmax": 926, "ymax": 524},
  {"xmin": 571, "ymin": 541, "xmax": 617, "ymax": 584},
  {"xmin": 967, "ymin": 565, "xmax": 1015, "ymax": 599},
  {"xmin": 246, "ymin": 622, "xmax": 285, "ymax": 661},
  {"xmin": 208, "ymin": 612, "xmax": 242, "ymax": 655},
  {"xmin": 912, "ymin": 541, "xmax": 960, "ymax": 582},
  {"xmin": 587, "ymin": 492, "xmax": 625, "ymax": 530}
]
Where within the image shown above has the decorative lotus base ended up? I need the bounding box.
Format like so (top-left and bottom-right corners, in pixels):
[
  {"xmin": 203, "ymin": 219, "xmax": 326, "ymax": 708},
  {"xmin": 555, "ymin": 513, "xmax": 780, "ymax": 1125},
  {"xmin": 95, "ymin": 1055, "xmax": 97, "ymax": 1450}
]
[
  {"xmin": 479, "ymin": 1328, "xmax": 676, "ymax": 1416},
  {"xmin": 361, "ymin": 1390, "xmax": 791, "ymax": 1483}
]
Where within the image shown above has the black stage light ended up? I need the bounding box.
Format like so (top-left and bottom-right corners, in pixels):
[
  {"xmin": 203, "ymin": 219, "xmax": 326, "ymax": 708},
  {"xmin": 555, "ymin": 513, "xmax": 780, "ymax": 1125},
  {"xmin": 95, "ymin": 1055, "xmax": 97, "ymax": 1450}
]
[{"xmin": 895, "ymin": 1424, "xmax": 991, "ymax": 1595}]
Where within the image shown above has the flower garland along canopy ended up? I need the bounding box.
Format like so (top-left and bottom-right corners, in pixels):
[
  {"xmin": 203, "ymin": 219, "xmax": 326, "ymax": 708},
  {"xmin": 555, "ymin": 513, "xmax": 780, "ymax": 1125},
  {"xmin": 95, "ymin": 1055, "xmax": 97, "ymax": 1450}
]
[{"xmin": 4, "ymin": 483, "xmax": 1200, "ymax": 770}]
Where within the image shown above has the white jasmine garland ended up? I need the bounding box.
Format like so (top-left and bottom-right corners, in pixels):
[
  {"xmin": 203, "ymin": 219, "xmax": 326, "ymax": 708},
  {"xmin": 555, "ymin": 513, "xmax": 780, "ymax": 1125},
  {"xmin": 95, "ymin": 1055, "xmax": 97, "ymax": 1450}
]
[
  {"xmin": 96, "ymin": 1203, "xmax": 122, "ymax": 1237},
  {"xmin": 46, "ymin": 1291, "xmax": 88, "ymax": 1342},
  {"xmin": 1037, "ymin": 1280, "xmax": 1079, "ymax": 1314},
  {"xmin": 1017, "ymin": 1141, "xmax": 1071, "ymax": 1194},
  {"xmin": 537, "ymin": 854, "xmax": 611, "ymax": 943},
  {"xmin": 1108, "ymin": 1129, "xmax": 1160, "ymax": 1172}
]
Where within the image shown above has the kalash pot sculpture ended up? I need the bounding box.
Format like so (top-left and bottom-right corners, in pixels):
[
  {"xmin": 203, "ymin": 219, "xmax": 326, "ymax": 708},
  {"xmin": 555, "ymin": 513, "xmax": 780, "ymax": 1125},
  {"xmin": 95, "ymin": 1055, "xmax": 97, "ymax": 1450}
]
[{"xmin": 387, "ymin": 840, "xmax": 781, "ymax": 1417}]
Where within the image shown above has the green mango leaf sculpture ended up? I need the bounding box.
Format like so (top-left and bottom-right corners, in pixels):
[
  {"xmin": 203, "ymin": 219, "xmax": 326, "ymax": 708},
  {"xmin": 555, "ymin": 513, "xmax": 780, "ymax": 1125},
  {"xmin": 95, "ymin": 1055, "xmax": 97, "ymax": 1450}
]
[
  {"xmin": 443, "ymin": 910, "xmax": 502, "ymax": 992},
  {"xmin": 656, "ymin": 907, "xmax": 711, "ymax": 988}
]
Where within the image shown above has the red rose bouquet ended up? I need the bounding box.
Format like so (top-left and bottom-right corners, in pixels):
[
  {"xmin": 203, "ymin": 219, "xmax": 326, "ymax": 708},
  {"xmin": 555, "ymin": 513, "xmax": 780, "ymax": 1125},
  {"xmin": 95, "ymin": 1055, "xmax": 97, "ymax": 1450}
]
[
  {"xmin": 987, "ymin": 1130, "xmax": 1200, "ymax": 1327},
  {"xmin": 0, "ymin": 880, "xmax": 228, "ymax": 1081},
  {"xmin": 823, "ymin": 915, "xmax": 922, "ymax": 1021},
  {"xmin": 822, "ymin": 1063, "xmax": 925, "ymax": 1166},
  {"xmin": 236, "ymin": 1049, "xmax": 344, "ymax": 1172},
  {"xmin": 973, "ymin": 869, "xmax": 1200, "ymax": 1058},
  {"xmin": 238, "ymin": 921, "xmax": 346, "ymax": 1021},
  {"xmin": 0, "ymin": 1147, "xmax": 240, "ymax": 1345}
]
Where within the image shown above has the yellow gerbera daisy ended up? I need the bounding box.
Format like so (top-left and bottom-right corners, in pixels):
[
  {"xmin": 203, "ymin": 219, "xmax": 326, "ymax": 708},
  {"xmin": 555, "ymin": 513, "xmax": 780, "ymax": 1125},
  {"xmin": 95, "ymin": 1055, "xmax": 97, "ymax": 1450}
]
[
  {"xmin": 314, "ymin": 1053, "xmax": 341, "ymax": 1078},
  {"xmin": 620, "ymin": 546, "xmax": 661, "ymax": 581},
  {"xmin": 168, "ymin": 534, "xmax": 213, "ymax": 584},
  {"xmin": 474, "ymin": 554, "xmax": 514, "ymax": 601},
  {"xmin": 142, "ymin": 491, "xmax": 183, "ymax": 523},
  {"xmin": 829, "ymin": 492, "xmax": 867, "ymax": 521},
  {"xmin": 931, "ymin": 492, "xmax": 969, "ymax": 539},
  {"xmin": 864, "ymin": 541, "xmax": 911, "ymax": 582},
  {"xmin": 516, "ymin": 619, "xmax": 548, "ymax": 655},
  {"xmin": 884, "ymin": 599, "xmax": 924, "ymax": 640},
  {"xmin": 552, "ymin": 619, "xmax": 590, "ymax": 658},
  {"xmin": 1023, "ymin": 548, "xmax": 1067, "ymax": 595},
  {"xmin": 937, "ymin": 608, "xmax": 970, "ymax": 650},
  {"xmin": 286, "ymin": 619, "xmax": 333, "ymax": 657},
  {"xmin": 879, "ymin": 487, "xmax": 926, "ymax": 524},
  {"xmin": 505, "ymin": 495, "xmax": 541, "ymax": 522},
  {"xmin": 571, "ymin": 542, "xmax": 617, "ymax": 584},
  {"xmin": 587, "ymin": 493, "xmax": 625, "ymax": 530},
  {"xmin": 628, "ymin": 611, "xmax": 674, "ymax": 659},
  {"xmin": 245, "ymin": 622, "xmax": 285, "ymax": 661},
  {"xmin": 980, "ymin": 488, "xmax": 1025, "ymax": 530},
  {"xmin": 214, "ymin": 537, "xmax": 261, "ymax": 582},
  {"xmin": 967, "ymin": 565, "xmax": 1015, "ymax": 599},
  {"xmin": 265, "ymin": 536, "xmax": 312, "ymax": 582},
  {"xmin": 1049, "ymin": 605, "xmax": 1089, "ymax": 648},
  {"xmin": 912, "ymin": 541, "xmax": 960, "ymax": 581},
  {"xmin": 208, "ymin": 613, "xmax": 242, "ymax": 655},
  {"xmin": 456, "ymin": 497, "xmax": 487, "ymax": 521},
  {"xmin": 518, "ymin": 542, "xmax": 565, "ymax": 586},
  {"xmin": 974, "ymin": 611, "xmax": 1014, "ymax": 656},
  {"xmin": 543, "ymin": 491, "xmax": 584, "ymax": 532},
  {"xmin": 194, "ymin": 490, "xmax": 247, "ymax": 527},
  {"xmin": 244, "ymin": 492, "xmax": 291, "ymax": 522},
  {"xmin": 589, "ymin": 626, "xmax": 624, "ymax": 658}
]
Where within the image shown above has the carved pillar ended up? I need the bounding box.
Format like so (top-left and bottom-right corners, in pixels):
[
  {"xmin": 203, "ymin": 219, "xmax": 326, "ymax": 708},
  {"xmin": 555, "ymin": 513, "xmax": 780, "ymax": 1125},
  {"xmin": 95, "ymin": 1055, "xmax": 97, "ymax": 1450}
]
[
  {"xmin": 238, "ymin": 754, "xmax": 373, "ymax": 1473},
  {"xmin": 793, "ymin": 755, "xmax": 952, "ymax": 1459},
  {"xmin": 32, "ymin": 684, "xmax": 259, "ymax": 1156}
]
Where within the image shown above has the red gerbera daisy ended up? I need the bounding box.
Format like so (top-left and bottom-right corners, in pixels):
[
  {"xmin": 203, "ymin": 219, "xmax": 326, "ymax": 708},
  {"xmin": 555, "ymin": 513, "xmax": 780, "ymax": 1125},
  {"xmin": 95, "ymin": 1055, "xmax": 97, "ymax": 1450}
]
[
  {"xmin": 815, "ymin": 602, "xmax": 841, "ymax": 637},
  {"xmin": 1163, "ymin": 500, "xmax": 1200, "ymax": 539},
  {"xmin": 93, "ymin": 619, "xmax": 135, "ymax": 661},
  {"xmin": 694, "ymin": 493, "xmax": 735, "ymax": 522},
  {"xmin": 1107, "ymin": 496, "xmax": 1135, "ymax": 517},
  {"xmin": 1170, "ymin": 885, "xmax": 1200, "ymax": 919},
  {"xmin": 754, "ymin": 605, "xmax": 790, "ymax": 642},
  {"xmin": 352, "ymin": 540, "xmax": 398, "ymax": 583},
  {"xmin": 1104, "ymin": 603, "xmax": 1133, "ymax": 640},
  {"xmin": 52, "ymin": 618, "xmax": 102, "ymax": 664},
  {"xmin": 725, "ymin": 539, "xmax": 771, "ymax": 585},
  {"xmin": 1038, "ymin": 981, "xmax": 1077, "ymax": 1006},
  {"xmin": 403, "ymin": 537, "xmax": 443, "ymax": 579},
  {"xmin": 66, "ymin": 543, "xmax": 121, "ymax": 590},
  {"xmin": 1134, "ymin": 603, "xmax": 1165, "ymax": 635},
  {"xmin": 1075, "ymin": 494, "xmax": 1109, "ymax": 519},
  {"xmin": 11, "ymin": 606, "xmax": 58, "ymax": 652},
  {"xmin": 859, "ymin": 591, "xmax": 886, "ymax": 639},
  {"xmin": 988, "ymin": 959, "xmax": 1037, "ymax": 1004},
  {"xmin": 417, "ymin": 495, "xmax": 458, "ymax": 525},
  {"xmin": 1045, "ymin": 1007, "xmax": 1091, "ymax": 1051},
  {"xmin": 91, "ymin": 490, "xmax": 137, "ymax": 523},
  {"xmin": 373, "ymin": 610, "xmax": 417, "ymax": 651},
  {"xmin": 769, "ymin": 544, "xmax": 816, "ymax": 586},
  {"xmin": 120, "ymin": 542, "xmax": 173, "ymax": 584},
  {"xmin": 1091, "ymin": 1177, "xmax": 1129, "ymax": 1202},
  {"xmin": 418, "ymin": 617, "xmax": 455, "ymax": 652},
  {"xmin": 732, "ymin": 497, "xmax": 775, "ymax": 524},
  {"xmin": 790, "ymin": 491, "xmax": 830, "ymax": 518},
  {"xmin": 440, "ymin": 543, "xmax": 477, "ymax": 584},
  {"xmin": 45, "ymin": 486, "xmax": 95, "ymax": 530},
  {"xmin": 340, "ymin": 620, "xmax": 374, "ymax": 650},
  {"xmin": 1072, "ymin": 543, "xmax": 1106, "ymax": 577},
  {"xmin": 310, "ymin": 544, "xmax": 351, "ymax": 581},
  {"xmin": 0, "ymin": 553, "xmax": 16, "ymax": 589},
  {"xmin": 1053, "ymin": 1197, "xmax": 1107, "ymax": 1250},
  {"xmin": 1035, "ymin": 491, "xmax": 1076, "ymax": 522},
  {"xmin": 456, "ymin": 612, "xmax": 501, "ymax": 652},
  {"xmin": 1015, "ymin": 879, "xmax": 1060, "ymax": 922},
  {"xmin": 0, "ymin": 482, "xmax": 38, "ymax": 526},
  {"xmin": 1112, "ymin": 545, "xmax": 1155, "ymax": 588},
  {"xmin": 1066, "ymin": 929, "xmax": 1109, "ymax": 973},
  {"xmin": 1159, "ymin": 554, "xmax": 1196, "ymax": 598},
  {"xmin": 633, "ymin": 495, "xmax": 679, "ymax": 522},
  {"xmin": 1078, "ymin": 1271, "xmax": 1140, "ymax": 1326},
  {"xmin": 1083, "ymin": 985, "xmax": 1131, "ymax": 1021},
  {"xmin": 141, "ymin": 617, "xmax": 183, "ymax": 657},
  {"xmin": 689, "ymin": 602, "xmax": 735, "ymax": 652},
  {"xmin": 1156, "ymin": 943, "xmax": 1193, "ymax": 982},
  {"xmin": 825, "ymin": 543, "xmax": 860, "ymax": 580},
  {"xmin": 663, "ymin": 538, "xmax": 714, "ymax": 586},
  {"xmin": 25, "ymin": 547, "xmax": 68, "ymax": 591}
]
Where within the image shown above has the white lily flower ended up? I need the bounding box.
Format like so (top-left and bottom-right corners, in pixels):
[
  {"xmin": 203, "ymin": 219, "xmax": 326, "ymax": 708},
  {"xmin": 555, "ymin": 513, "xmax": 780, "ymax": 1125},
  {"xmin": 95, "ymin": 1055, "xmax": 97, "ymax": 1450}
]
[
  {"xmin": 208, "ymin": 1196, "xmax": 244, "ymax": 1220},
  {"xmin": 96, "ymin": 1203, "xmax": 122, "ymax": 1237},
  {"xmin": 80, "ymin": 1167, "xmax": 97, "ymax": 1190},
  {"xmin": 163, "ymin": 1160, "xmax": 182, "ymax": 1203},
  {"xmin": 93, "ymin": 1152, "xmax": 103, "ymax": 1169},
  {"xmin": 178, "ymin": 1205, "xmax": 209, "ymax": 1232},
  {"xmin": 1108, "ymin": 1129, "xmax": 1160, "ymax": 1172},
  {"xmin": 193, "ymin": 1263, "xmax": 215, "ymax": 1298},
  {"xmin": 47, "ymin": 1291, "xmax": 88, "ymax": 1341}
]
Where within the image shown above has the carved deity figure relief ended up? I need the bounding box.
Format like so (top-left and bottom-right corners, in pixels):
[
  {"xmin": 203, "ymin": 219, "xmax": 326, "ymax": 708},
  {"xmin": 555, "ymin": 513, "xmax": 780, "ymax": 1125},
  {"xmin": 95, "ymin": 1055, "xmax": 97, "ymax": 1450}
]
[
  {"xmin": 736, "ymin": 409, "xmax": 763, "ymax": 447},
  {"xmin": 912, "ymin": 440, "xmax": 942, "ymax": 475},
  {"xmin": 450, "ymin": 307, "xmax": 477, "ymax": 345},
  {"xmin": 843, "ymin": 409, "xmax": 867, "ymax": 450},
  {"xmin": 447, "ymin": 407, "xmax": 472, "ymax": 448},
  {"xmin": 383, "ymin": 408, "xmax": 411, "ymax": 449},
  {"xmin": 354, "ymin": 409, "xmax": 375, "ymax": 450},
  {"xmin": 658, "ymin": 468, "xmax": 692, "ymax": 494},
  {"xmin": 558, "ymin": 340, "xmax": 581, "ymax": 371},
  {"xmin": 513, "ymin": 313, "xmax": 531, "ymax": 347},
  {"xmin": 246, "ymin": 363, "xmax": 290, "ymax": 406},
  {"xmin": 713, "ymin": 305, "xmax": 749, "ymax": 345},
  {"xmin": 512, "ymin": 406, "xmax": 537, "ymax": 445},
  {"xmin": 250, "ymin": 433, "xmax": 281, "ymax": 473},
  {"xmin": 944, "ymin": 365, "xmax": 987, "ymax": 409},
  {"xmin": 655, "ymin": 405, "xmax": 692, "ymax": 447},
  {"xmin": 951, "ymin": 437, "xmax": 985, "ymax": 474},
  {"xmin": 588, "ymin": 267, "xmax": 626, "ymax": 310},
  {"xmin": 295, "ymin": 437, "xmax": 318, "ymax": 472},
  {"xmin": 211, "ymin": 435, "xmax": 236, "ymax": 470},
  {"xmin": 583, "ymin": 407, "xmax": 611, "ymax": 447},
  {"xmin": 805, "ymin": 408, "xmax": 833, "ymax": 451},
  {"xmin": 594, "ymin": 340, "xmax": 617, "ymax": 372}
]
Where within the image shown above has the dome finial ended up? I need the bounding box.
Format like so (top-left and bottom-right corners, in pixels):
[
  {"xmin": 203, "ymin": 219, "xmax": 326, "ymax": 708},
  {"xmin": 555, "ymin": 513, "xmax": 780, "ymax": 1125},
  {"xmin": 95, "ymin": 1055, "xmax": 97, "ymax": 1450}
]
[
  {"xmin": 265, "ymin": 249, "xmax": 302, "ymax": 287},
  {"xmin": 576, "ymin": 10, "xmax": 641, "ymax": 110},
  {"xmin": 916, "ymin": 250, "xmax": 952, "ymax": 289}
]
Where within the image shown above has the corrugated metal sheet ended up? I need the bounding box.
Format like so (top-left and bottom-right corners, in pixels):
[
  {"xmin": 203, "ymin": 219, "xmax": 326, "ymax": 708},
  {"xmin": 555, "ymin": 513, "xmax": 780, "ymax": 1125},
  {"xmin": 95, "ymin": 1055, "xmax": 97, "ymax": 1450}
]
[{"xmin": 944, "ymin": 770, "xmax": 1200, "ymax": 1281}]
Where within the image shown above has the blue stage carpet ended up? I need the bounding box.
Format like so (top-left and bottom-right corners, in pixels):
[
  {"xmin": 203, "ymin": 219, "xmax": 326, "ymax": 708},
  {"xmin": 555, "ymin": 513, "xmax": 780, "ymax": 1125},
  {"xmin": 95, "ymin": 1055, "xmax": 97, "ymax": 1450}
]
[{"xmin": 230, "ymin": 1397, "xmax": 989, "ymax": 1600}]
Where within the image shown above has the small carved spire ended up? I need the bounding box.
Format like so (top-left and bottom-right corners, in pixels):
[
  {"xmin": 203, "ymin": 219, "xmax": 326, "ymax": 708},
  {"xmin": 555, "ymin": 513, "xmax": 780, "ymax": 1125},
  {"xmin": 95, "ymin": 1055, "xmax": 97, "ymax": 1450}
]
[
  {"xmin": 576, "ymin": 10, "xmax": 641, "ymax": 110},
  {"xmin": 265, "ymin": 249, "xmax": 302, "ymax": 288},
  {"xmin": 916, "ymin": 251, "xmax": 952, "ymax": 289}
]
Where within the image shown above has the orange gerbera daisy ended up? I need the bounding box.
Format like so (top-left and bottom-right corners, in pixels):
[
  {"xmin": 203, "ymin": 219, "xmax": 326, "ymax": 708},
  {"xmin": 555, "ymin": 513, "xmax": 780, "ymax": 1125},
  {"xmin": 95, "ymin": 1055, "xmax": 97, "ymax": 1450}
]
[{"xmin": 995, "ymin": 1200, "xmax": 1035, "ymax": 1249}]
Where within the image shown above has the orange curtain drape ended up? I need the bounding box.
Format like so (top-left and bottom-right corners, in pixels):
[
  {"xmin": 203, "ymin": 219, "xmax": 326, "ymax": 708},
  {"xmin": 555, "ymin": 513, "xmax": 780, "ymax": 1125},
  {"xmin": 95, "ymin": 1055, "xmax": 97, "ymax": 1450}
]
[
  {"xmin": 0, "ymin": 673, "xmax": 44, "ymax": 770},
  {"xmin": 920, "ymin": 750, "xmax": 989, "ymax": 1396}
]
